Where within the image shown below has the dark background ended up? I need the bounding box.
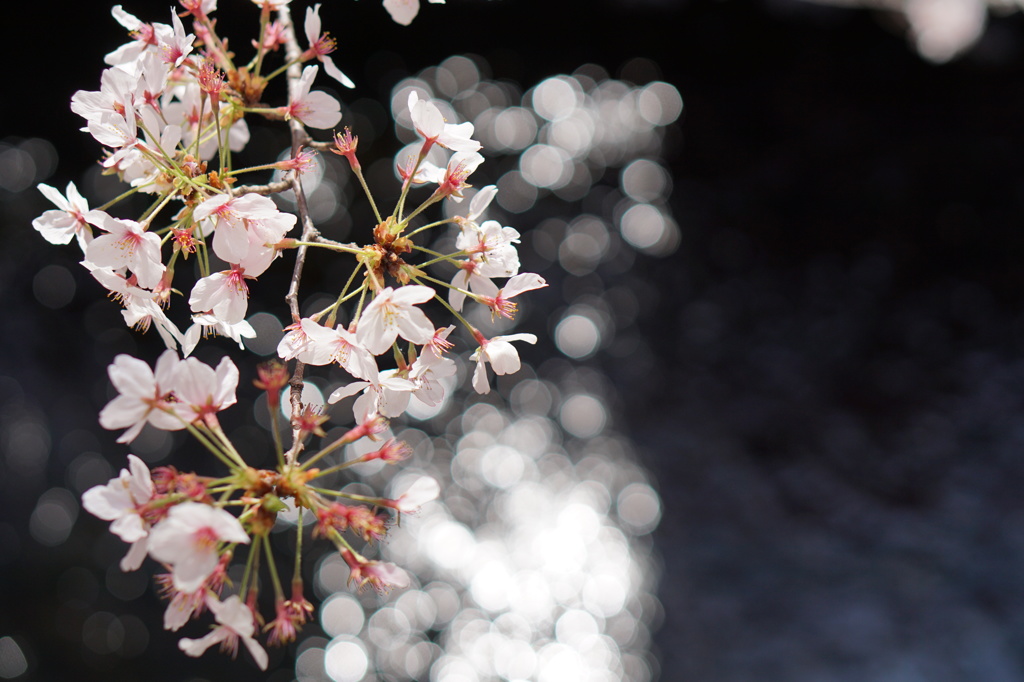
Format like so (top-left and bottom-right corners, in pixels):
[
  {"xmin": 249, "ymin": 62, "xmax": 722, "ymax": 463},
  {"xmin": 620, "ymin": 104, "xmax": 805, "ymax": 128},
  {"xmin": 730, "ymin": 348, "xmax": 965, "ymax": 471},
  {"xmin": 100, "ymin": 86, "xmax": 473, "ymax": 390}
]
[{"xmin": 4, "ymin": 0, "xmax": 1024, "ymax": 679}]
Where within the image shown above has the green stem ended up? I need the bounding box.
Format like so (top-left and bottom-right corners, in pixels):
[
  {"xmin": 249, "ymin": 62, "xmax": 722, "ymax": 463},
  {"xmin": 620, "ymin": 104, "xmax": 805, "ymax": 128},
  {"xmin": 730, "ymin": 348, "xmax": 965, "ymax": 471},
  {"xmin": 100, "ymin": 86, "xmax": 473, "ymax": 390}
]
[
  {"xmin": 263, "ymin": 532, "xmax": 285, "ymax": 600},
  {"xmin": 325, "ymin": 266, "xmax": 363, "ymax": 328},
  {"xmin": 407, "ymin": 217, "xmax": 455, "ymax": 239},
  {"xmin": 350, "ymin": 165, "xmax": 383, "ymax": 224},
  {"xmin": 309, "ymin": 487, "xmax": 389, "ymax": 507},
  {"xmin": 299, "ymin": 434, "xmax": 355, "ymax": 472},
  {"xmin": 412, "ymin": 274, "xmax": 477, "ymax": 330},
  {"xmin": 96, "ymin": 185, "xmax": 143, "ymax": 212},
  {"xmin": 292, "ymin": 507, "xmax": 304, "ymax": 586},
  {"xmin": 308, "ymin": 458, "xmax": 363, "ymax": 478},
  {"xmin": 270, "ymin": 400, "xmax": 285, "ymax": 468},
  {"xmin": 264, "ymin": 57, "xmax": 304, "ymax": 83},
  {"xmin": 240, "ymin": 534, "xmax": 261, "ymax": 600}
]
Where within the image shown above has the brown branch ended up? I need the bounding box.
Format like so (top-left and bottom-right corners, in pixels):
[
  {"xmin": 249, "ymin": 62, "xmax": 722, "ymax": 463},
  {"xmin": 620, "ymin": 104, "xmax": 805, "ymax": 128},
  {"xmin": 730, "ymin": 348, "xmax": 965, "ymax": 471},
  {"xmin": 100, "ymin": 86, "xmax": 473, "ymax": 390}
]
[{"xmin": 278, "ymin": 3, "xmax": 319, "ymax": 466}]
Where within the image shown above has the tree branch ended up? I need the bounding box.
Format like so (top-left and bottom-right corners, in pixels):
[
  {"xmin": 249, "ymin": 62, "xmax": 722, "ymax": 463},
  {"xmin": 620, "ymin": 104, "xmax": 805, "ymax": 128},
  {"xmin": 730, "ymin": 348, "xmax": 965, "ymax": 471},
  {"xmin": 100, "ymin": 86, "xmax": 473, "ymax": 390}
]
[{"xmin": 278, "ymin": 3, "xmax": 319, "ymax": 466}]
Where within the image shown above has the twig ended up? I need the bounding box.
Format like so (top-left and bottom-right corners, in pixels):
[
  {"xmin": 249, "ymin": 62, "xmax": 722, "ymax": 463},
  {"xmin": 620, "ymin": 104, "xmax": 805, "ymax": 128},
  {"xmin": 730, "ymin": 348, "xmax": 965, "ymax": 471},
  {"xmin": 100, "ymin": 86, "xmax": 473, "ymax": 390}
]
[
  {"xmin": 277, "ymin": 3, "xmax": 319, "ymax": 466},
  {"xmin": 232, "ymin": 179, "xmax": 295, "ymax": 195}
]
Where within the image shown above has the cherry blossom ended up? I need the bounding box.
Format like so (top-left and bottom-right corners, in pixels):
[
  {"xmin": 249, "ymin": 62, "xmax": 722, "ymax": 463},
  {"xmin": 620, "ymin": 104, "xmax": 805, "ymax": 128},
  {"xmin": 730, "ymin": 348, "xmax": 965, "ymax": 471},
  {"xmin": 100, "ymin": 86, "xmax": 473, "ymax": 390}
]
[
  {"xmin": 296, "ymin": 318, "xmax": 378, "ymax": 380},
  {"xmin": 148, "ymin": 502, "xmax": 250, "ymax": 593},
  {"xmin": 304, "ymin": 3, "xmax": 354, "ymax": 88},
  {"xmin": 82, "ymin": 454, "xmax": 156, "ymax": 571},
  {"xmin": 387, "ymin": 474, "xmax": 440, "ymax": 513},
  {"xmin": 172, "ymin": 356, "xmax": 240, "ymax": 425},
  {"xmin": 33, "ymin": 182, "xmax": 92, "ymax": 251},
  {"xmin": 409, "ymin": 338, "xmax": 456, "ymax": 406},
  {"xmin": 340, "ymin": 548, "xmax": 410, "ymax": 594},
  {"xmin": 328, "ymin": 367, "xmax": 416, "ymax": 422},
  {"xmin": 178, "ymin": 595, "xmax": 268, "ymax": 671},
  {"xmin": 473, "ymin": 272, "xmax": 547, "ymax": 320},
  {"xmin": 99, "ymin": 350, "xmax": 185, "ymax": 443},
  {"xmin": 182, "ymin": 314, "xmax": 256, "ymax": 358},
  {"xmin": 160, "ymin": 10, "xmax": 195, "ymax": 67},
  {"xmin": 470, "ymin": 332, "xmax": 538, "ymax": 394},
  {"xmin": 105, "ymin": 6, "xmax": 170, "ymax": 67},
  {"xmin": 283, "ymin": 65, "xmax": 342, "ymax": 130},
  {"xmin": 356, "ymin": 285, "xmax": 437, "ymax": 355},
  {"xmin": 87, "ymin": 265, "xmax": 183, "ymax": 350},
  {"xmin": 407, "ymin": 91, "xmax": 481, "ymax": 153},
  {"xmin": 383, "ymin": 0, "xmax": 447, "ymax": 27},
  {"xmin": 189, "ymin": 266, "xmax": 251, "ymax": 325},
  {"xmin": 84, "ymin": 210, "xmax": 165, "ymax": 289},
  {"xmin": 434, "ymin": 151, "xmax": 484, "ymax": 200},
  {"xmin": 193, "ymin": 193, "xmax": 285, "ymax": 265}
]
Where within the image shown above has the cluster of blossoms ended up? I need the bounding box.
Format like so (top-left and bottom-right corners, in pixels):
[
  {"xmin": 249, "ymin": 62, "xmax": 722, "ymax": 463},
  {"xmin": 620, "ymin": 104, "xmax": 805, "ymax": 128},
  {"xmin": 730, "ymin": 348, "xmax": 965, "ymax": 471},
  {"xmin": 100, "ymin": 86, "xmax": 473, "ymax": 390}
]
[{"xmin": 35, "ymin": 0, "xmax": 544, "ymax": 670}]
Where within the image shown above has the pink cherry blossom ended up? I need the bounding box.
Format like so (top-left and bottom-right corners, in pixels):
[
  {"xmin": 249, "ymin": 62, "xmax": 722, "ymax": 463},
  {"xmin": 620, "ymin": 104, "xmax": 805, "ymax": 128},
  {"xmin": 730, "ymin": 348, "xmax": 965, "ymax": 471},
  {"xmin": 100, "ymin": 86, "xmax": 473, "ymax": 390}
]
[
  {"xmin": 356, "ymin": 285, "xmax": 436, "ymax": 355},
  {"xmin": 434, "ymin": 151, "xmax": 484, "ymax": 201},
  {"xmin": 178, "ymin": 594, "xmax": 268, "ymax": 670},
  {"xmin": 340, "ymin": 548, "xmax": 410, "ymax": 594},
  {"xmin": 148, "ymin": 502, "xmax": 250, "ymax": 593},
  {"xmin": 409, "ymin": 339, "xmax": 456, "ymax": 406},
  {"xmin": 160, "ymin": 10, "xmax": 195, "ymax": 67}
]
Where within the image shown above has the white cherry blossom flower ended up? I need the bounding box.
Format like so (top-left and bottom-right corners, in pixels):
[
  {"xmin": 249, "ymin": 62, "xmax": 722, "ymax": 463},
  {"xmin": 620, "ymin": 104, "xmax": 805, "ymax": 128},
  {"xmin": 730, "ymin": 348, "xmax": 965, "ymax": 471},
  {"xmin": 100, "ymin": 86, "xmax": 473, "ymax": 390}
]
[
  {"xmin": 33, "ymin": 182, "xmax": 93, "ymax": 251},
  {"xmin": 189, "ymin": 266, "xmax": 251, "ymax": 325},
  {"xmin": 283, "ymin": 65, "xmax": 342, "ymax": 130},
  {"xmin": 193, "ymin": 193, "xmax": 284, "ymax": 265},
  {"xmin": 71, "ymin": 66, "xmax": 140, "ymax": 126},
  {"xmin": 409, "ymin": 340, "xmax": 456, "ymax": 406},
  {"xmin": 356, "ymin": 285, "xmax": 436, "ymax": 355},
  {"xmin": 105, "ymin": 6, "xmax": 172, "ymax": 67},
  {"xmin": 388, "ymin": 474, "xmax": 440, "ymax": 513},
  {"xmin": 384, "ymin": 0, "xmax": 446, "ymax": 27},
  {"xmin": 472, "ymin": 272, "xmax": 547, "ymax": 320},
  {"xmin": 160, "ymin": 10, "xmax": 195, "ymax": 67},
  {"xmin": 298, "ymin": 318, "xmax": 378, "ymax": 381},
  {"xmin": 328, "ymin": 367, "xmax": 416, "ymax": 422},
  {"xmin": 82, "ymin": 454, "xmax": 155, "ymax": 571},
  {"xmin": 470, "ymin": 332, "xmax": 538, "ymax": 394},
  {"xmin": 87, "ymin": 265, "xmax": 183, "ymax": 350},
  {"xmin": 99, "ymin": 350, "xmax": 185, "ymax": 443},
  {"xmin": 304, "ymin": 3, "xmax": 354, "ymax": 88},
  {"xmin": 407, "ymin": 91, "xmax": 480, "ymax": 153},
  {"xmin": 178, "ymin": 594, "xmax": 268, "ymax": 671},
  {"xmin": 148, "ymin": 502, "xmax": 249, "ymax": 593},
  {"xmin": 84, "ymin": 210, "xmax": 165, "ymax": 289},
  {"xmin": 172, "ymin": 356, "xmax": 239, "ymax": 425},
  {"xmin": 182, "ymin": 314, "xmax": 256, "ymax": 358}
]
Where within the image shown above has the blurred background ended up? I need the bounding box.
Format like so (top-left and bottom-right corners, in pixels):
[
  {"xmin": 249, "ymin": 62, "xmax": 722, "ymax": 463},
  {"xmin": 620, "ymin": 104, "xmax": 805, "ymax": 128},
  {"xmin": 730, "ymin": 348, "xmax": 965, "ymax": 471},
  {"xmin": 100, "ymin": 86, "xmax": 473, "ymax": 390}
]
[{"xmin": 3, "ymin": 0, "xmax": 1024, "ymax": 680}]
